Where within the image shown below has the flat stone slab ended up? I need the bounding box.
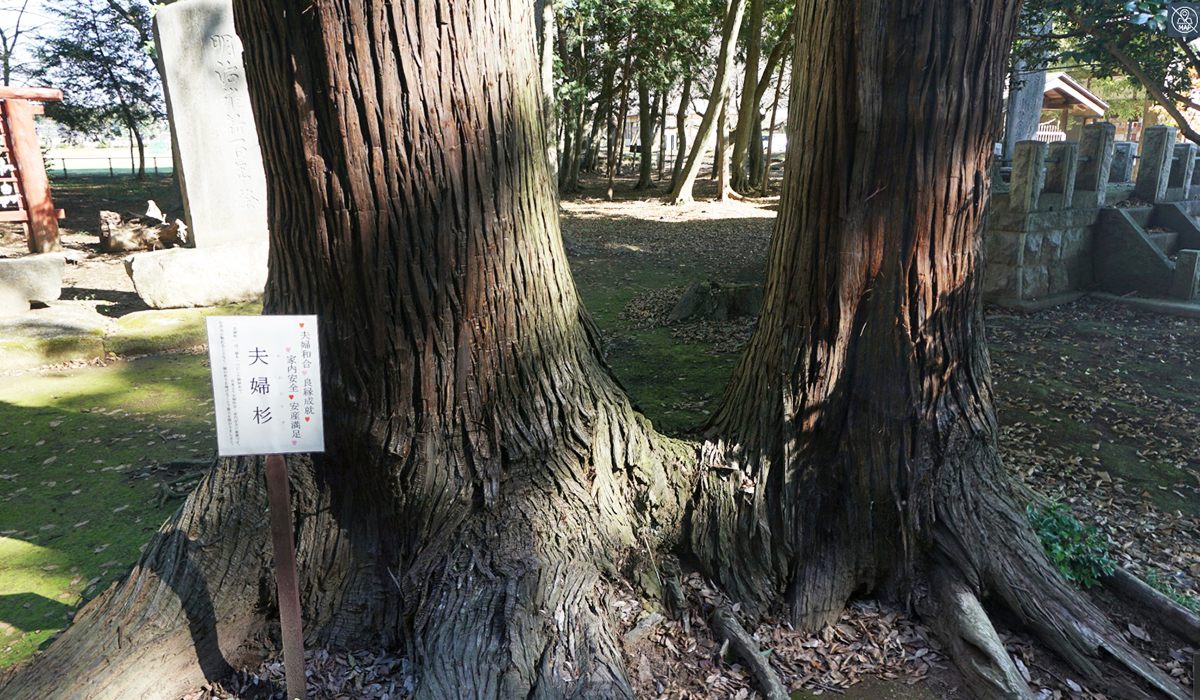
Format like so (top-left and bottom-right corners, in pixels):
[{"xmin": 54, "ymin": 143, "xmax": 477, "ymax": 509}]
[
  {"xmin": 107, "ymin": 302, "xmax": 260, "ymax": 356},
  {"xmin": 124, "ymin": 241, "xmax": 268, "ymax": 309},
  {"xmin": 0, "ymin": 253, "xmax": 64, "ymax": 305},
  {"xmin": 0, "ymin": 301, "xmax": 264, "ymax": 371},
  {"xmin": 0, "ymin": 302, "xmax": 108, "ymax": 370}
]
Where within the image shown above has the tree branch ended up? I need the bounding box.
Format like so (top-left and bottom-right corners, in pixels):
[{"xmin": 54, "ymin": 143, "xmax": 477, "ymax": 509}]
[{"xmin": 1064, "ymin": 8, "xmax": 1200, "ymax": 145}]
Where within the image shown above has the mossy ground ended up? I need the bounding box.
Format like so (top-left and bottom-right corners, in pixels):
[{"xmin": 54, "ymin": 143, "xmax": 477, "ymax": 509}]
[{"xmin": 0, "ymin": 353, "xmax": 216, "ymax": 670}]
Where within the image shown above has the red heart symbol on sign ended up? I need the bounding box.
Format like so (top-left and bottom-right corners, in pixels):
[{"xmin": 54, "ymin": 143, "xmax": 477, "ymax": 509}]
[
  {"xmin": 299, "ymin": 323, "xmax": 305, "ymax": 327},
  {"xmin": 289, "ymin": 395, "xmax": 294, "ymax": 399},
  {"xmin": 305, "ymin": 417, "xmax": 310, "ymax": 422}
]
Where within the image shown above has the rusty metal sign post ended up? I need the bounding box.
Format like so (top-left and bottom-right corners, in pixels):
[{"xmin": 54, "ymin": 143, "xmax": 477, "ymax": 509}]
[{"xmin": 206, "ymin": 315, "xmax": 325, "ymax": 700}]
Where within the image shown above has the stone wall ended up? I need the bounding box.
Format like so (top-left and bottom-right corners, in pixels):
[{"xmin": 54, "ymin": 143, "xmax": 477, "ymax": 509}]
[{"xmin": 984, "ymin": 123, "xmax": 1199, "ymax": 304}]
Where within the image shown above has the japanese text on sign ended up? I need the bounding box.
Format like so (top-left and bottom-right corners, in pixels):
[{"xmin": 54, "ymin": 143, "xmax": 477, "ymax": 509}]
[{"xmin": 206, "ymin": 315, "xmax": 324, "ymax": 456}]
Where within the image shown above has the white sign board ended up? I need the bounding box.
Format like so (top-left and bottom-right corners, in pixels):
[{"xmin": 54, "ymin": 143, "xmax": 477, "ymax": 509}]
[{"xmin": 206, "ymin": 315, "xmax": 325, "ymax": 456}]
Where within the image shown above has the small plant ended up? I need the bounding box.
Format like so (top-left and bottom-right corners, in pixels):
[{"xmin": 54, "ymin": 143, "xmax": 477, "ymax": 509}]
[
  {"xmin": 1027, "ymin": 501, "xmax": 1116, "ymax": 588},
  {"xmin": 1144, "ymin": 570, "xmax": 1200, "ymax": 613}
]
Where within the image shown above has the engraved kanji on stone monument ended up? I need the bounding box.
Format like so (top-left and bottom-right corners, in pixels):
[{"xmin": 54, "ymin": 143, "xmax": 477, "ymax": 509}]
[{"xmin": 154, "ymin": 0, "xmax": 269, "ymax": 247}]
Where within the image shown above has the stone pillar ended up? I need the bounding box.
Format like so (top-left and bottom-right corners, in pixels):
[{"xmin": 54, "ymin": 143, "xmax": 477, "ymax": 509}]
[
  {"xmin": 1042, "ymin": 140, "xmax": 1078, "ymax": 209},
  {"xmin": 1168, "ymin": 142, "xmax": 1197, "ymax": 200},
  {"xmin": 1135, "ymin": 125, "xmax": 1177, "ymax": 203},
  {"xmin": 1110, "ymin": 142, "xmax": 1137, "ymax": 183},
  {"xmin": 1170, "ymin": 249, "xmax": 1200, "ymax": 300},
  {"xmin": 154, "ymin": 0, "xmax": 269, "ymax": 247},
  {"xmin": 1009, "ymin": 140, "xmax": 1047, "ymax": 214},
  {"xmin": 1073, "ymin": 122, "xmax": 1115, "ymax": 207},
  {"xmin": 1003, "ymin": 68, "xmax": 1048, "ymax": 161}
]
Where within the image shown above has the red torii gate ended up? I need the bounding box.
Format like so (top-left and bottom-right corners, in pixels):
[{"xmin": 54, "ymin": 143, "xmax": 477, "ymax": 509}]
[{"xmin": 0, "ymin": 86, "xmax": 66, "ymax": 253}]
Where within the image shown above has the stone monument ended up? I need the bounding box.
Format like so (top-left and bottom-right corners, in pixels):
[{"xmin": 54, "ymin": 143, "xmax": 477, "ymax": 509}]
[{"xmin": 154, "ymin": 0, "xmax": 268, "ymax": 248}]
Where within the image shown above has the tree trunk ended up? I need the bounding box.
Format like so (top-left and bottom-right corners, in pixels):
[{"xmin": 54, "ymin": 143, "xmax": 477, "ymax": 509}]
[
  {"xmin": 133, "ymin": 122, "xmax": 145, "ymax": 180},
  {"xmin": 657, "ymin": 89, "xmax": 667, "ymax": 180},
  {"xmin": 748, "ymin": 109, "xmax": 764, "ymax": 189},
  {"xmin": 689, "ymin": 2, "xmax": 1188, "ymax": 699},
  {"xmin": 715, "ymin": 86, "xmax": 730, "ymax": 195},
  {"xmin": 665, "ymin": 0, "xmax": 747, "ymax": 204},
  {"xmin": 537, "ymin": 0, "xmax": 558, "ymax": 185},
  {"xmin": 670, "ymin": 72, "xmax": 692, "ymax": 188},
  {"xmin": 4, "ymin": 2, "xmax": 1191, "ymax": 700},
  {"xmin": 635, "ymin": 79, "xmax": 654, "ymax": 189},
  {"xmin": 761, "ymin": 50, "xmax": 787, "ymax": 197},
  {"xmin": 730, "ymin": 0, "xmax": 764, "ymax": 193},
  {"xmin": 0, "ymin": 1, "xmax": 692, "ymax": 698},
  {"xmin": 607, "ymin": 54, "xmax": 633, "ymax": 199}
]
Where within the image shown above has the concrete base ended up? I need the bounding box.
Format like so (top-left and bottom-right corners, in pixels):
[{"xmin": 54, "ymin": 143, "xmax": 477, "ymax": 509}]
[
  {"xmin": 1091, "ymin": 292, "xmax": 1200, "ymax": 320},
  {"xmin": 987, "ymin": 292, "xmax": 1086, "ymax": 314}
]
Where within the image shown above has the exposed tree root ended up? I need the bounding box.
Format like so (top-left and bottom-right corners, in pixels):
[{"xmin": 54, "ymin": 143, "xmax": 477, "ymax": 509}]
[
  {"xmin": 934, "ymin": 434, "xmax": 1191, "ymax": 700},
  {"xmin": 1102, "ymin": 568, "xmax": 1200, "ymax": 646},
  {"xmin": 0, "ymin": 457, "xmax": 272, "ymax": 700},
  {"xmin": 920, "ymin": 562, "xmax": 1033, "ymax": 700},
  {"xmin": 709, "ymin": 605, "xmax": 789, "ymax": 700}
]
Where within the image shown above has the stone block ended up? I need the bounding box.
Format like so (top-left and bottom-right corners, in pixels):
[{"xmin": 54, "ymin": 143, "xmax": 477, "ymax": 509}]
[
  {"xmin": 124, "ymin": 241, "xmax": 269, "ymax": 309},
  {"xmin": 1110, "ymin": 142, "xmax": 1136, "ymax": 183},
  {"xmin": 1170, "ymin": 250, "xmax": 1200, "ymax": 300},
  {"xmin": 1010, "ymin": 140, "xmax": 1047, "ymax": 213},
  {"xmin": 1135, "ymin": 125, "xmax": 1176, "ymax": 203},
  {"xmin": 1023, "ymin": 231, "xmax": 1043, "ymax": 264},
  {"xmin": 0, "ymin": 253, "xmax": 64, "ymax": 304},
  {"xmin": 1049, "ymin": 261, "xmax": 1070, "ymax": 295},
  {"xmin": 1167, "ymin": 143, "xmax": 1197, "ymax": 201},
  {"xmin": 984, "ymin": 264, "xmax": 1021, "ymax": 299},
  {"xmin": 1074, "ymin": 122, "xmax": 1115, "ymax": 206},
  {"xmin": 154, "ymin": 0, "xmax": 269, "ymax": 247},
  {"xmin": 1043, "ymin": 141, "xmax": 1078, "ymax": 208},
  {"xmin": 1021, "ymin": 265, "xmax": 1049, "ymax": 299},
  {"xmin": 986, "ymin": 230, "xmax": 1024, "ymax": 266}
]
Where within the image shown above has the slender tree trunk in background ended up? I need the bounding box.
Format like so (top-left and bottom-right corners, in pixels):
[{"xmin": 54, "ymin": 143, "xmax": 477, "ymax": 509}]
[
  {"xmin": 569, "ymin": 103, "xmax": 588, "ymax": 187},
  {"xmin": 748, "ymin": 109, "xmax": 764, "ymax": 189},
  {"xmin": 636, "ymin": 79, "xmax": 655, "ymax": 189},
  {"xmin": 671, "ymin": 72, "xmax": 692, "ymax": 188},
  {"xmin": 730, "ymin": 0, "xmax": 764, "ymax": 193},
  {"xmin": 666, "ymin": 0, "xmax": 747, "ymax": 204},
  {"xmin": 608, "ymin": 54, "xmax": 632, "ymax": 199},
  {"xmin": 715, "ymin": 88, "xmax": 729, "ymax": 193},
  {"xmin": 537, "ymin": 0, "xmax": 558, "ymax": 184},
  {"xmin": 761, "ymin": 50, "xmax": 787, "ymax": 197},
  {"xmin": 657, "ymin": 90, "xmax": 667, "ymax": 180}
]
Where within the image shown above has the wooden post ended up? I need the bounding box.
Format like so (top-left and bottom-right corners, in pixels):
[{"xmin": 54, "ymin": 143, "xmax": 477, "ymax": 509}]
[
  {"xmin": 0, "ymin": 86, "xmax": 65, "ymax": 254},
  {"xmin": 3, "ymin": 99, "xmax": 61, "ymax": 252},
  {"xmin": 265, "ymin": 454, "xmax": 307, "ymax": 700}
]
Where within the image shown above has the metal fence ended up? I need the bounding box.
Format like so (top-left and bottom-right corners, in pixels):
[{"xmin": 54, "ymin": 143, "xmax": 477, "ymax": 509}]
[{"xmin": 46, "ymin": 156, "xmax": 174, "ymax": 178}]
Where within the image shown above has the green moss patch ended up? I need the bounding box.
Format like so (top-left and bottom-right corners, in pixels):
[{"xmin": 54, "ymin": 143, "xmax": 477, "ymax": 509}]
[{"xmin": 0, "ymin": 353, "xmax": 216, "ymax": 670}]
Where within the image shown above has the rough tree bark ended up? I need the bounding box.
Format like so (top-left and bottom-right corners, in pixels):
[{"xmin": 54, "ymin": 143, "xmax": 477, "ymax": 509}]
[
  {"xmin": 0, "ymin": 1, "xmax": 691, "ymax": 698},
  {"xmin": 690, "ymin": 1, "xmax": 1188, "ymax": 699},
  {"xmin": 1, "ymin": 1, "xmax": 1191, "ymax": 700}
]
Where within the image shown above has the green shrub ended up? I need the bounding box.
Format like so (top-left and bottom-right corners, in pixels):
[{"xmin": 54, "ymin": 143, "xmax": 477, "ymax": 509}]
[
  {"xmin": 1027, "ymin": 501, "xmax": 1116, "ymax": 588},
  {"xmin": 1144, "ymin": 570, "xmax": 1200, "ymax": 613}
]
